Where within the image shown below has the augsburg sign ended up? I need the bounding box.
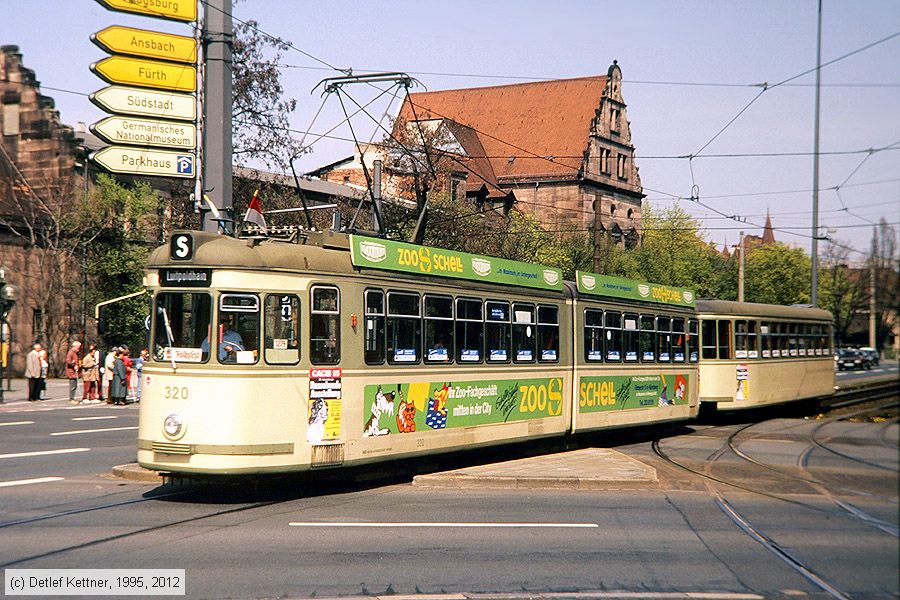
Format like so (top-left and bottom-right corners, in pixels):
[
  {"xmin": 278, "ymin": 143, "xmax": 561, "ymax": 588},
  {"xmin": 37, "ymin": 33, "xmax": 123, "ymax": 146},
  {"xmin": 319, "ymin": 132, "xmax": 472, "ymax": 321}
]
[
  {"xmin": 350, "ymin": 235, "xmax": 563, "ymax": 291},
  {"xmin": 576, "ymin": 270, "xmax": 696, "ymax": 307}
]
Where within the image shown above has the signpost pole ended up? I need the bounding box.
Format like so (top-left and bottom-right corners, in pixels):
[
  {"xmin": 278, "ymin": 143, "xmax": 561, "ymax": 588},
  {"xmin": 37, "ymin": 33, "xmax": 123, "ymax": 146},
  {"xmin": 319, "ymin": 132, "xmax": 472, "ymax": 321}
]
[
  {"xmin": 201, "ymin": 0, "xmax": 233, "ymax": 234},
  {"xmin": 194, "ymin": 1, "xmax": 204, "ymax": 219}
]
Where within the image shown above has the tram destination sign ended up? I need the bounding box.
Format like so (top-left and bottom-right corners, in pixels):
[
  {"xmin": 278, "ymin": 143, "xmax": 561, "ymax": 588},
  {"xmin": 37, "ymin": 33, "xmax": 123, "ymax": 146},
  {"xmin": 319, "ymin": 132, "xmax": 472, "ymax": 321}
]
[
  {"xmin": 91, "ymin": 115, "xmax": 196, "ymax": 149},
  {"xmin": 91, "ymin": 55, "xmax": 196, "ymax": 92},
  {"xmin": 350, "ymin": 235, "xmax": 563, "ymax": 291},
  {"xmin": 92, "ymin": 25, "xmax": 197, "ymax": 64},
  {"xmin": 91, "ymin": 146, "xmax": 195, "ymax": 178},
  {"xmin": 94, "ymin": 0, "xmax": 198, "ymax": 22},
  {"xmin": 90, "ymin": 85, "xmax": 196, "ymax": 121},
  {"xmin": 159, "ymin": 268, "xmax": 211, "ymax": 287},
  {"xmin": 576, "ymin": 271, "xmax": 696, "ymax": 307}
]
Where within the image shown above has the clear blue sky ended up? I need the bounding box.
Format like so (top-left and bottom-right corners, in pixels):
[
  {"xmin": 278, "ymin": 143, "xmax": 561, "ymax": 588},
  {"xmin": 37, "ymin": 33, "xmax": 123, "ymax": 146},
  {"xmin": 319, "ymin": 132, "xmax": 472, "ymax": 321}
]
[{"xmin": 2, "ymin": 0, "xmax": 898, "ymax": 263}]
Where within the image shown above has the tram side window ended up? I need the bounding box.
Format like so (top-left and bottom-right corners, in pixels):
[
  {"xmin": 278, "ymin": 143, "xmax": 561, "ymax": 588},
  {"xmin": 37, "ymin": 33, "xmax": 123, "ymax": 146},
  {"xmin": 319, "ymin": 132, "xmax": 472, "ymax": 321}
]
[
  {"xmin": 456, "ymin": 298, "xmax": 483, "ymax": 363},
  {"xmin": 827, "ymin": 324, "xmax": 834, "ymax": 355},
  {"xmin": 747, "ymin": 320, "xmax": 759, "ymax": 358},
  {"xmin": 310, "ymin": 286, "xmax": 340, "ymax": 365},
  {"xmin": 605, "ymin": 311, "xmax": 622, "ymax": 362},
  {"xmin": 735, "ymin": 320, "xmax": 749, "ymax": 359},
  {"xmin": 672, "ymin": 318, "xmax": 686, "ymax": 362},
  {"xmin": 537, "ymin": 305, "xmax": 559, "ymax": 363},
  {"xmin": 717, "ymin": 319, "xmax": 732, "ymax": 360},
  {"xmin": 585, "ymin": 308, "xmax": 604, "ymax": 362},
  {"xmin": 688, "ymin": 319, "xmax": 699, "ymax": 362},
  {"xmin": 787, "ymin": 323, "xmax": 799, "ymax": 357},
  {"xmin": 701, "ymin": 319, "xmax": 717, "ymax": 359},
  {"xmin": 364, "ymin": 289, "xmax": 385, "ymax": 365},
  {"xmin": 623, "ymin": 313, "xmax": 639, "ymax": 362},
  {"xmin": 760, "ymin": 322, "xmax": 772, "ymax": 358},
  {"xmin": 773, "ymin": 322, "xmax": 784, "ymax": 357},
  {"xmin": 264, "ymin": 294, "xmax": 300, "ymax": 365},
  {"xmin": 424, "ymin": 295, "xmax": 453, "ymax": 363},
  {"xmin": 656, "ymin": 316, "xmax": 671, "ymax": 362},
  {"xmin": 485, "ymin": 301, "xmax": 510, "ymax": 362},
  {"xmin": 640, "ymin": 315, "xmax": 655, "ymax": 362},
  {"xmin": 512, "ymin": 303, "xmax": 536, "ymax": 363},
  {"xmin": 387, "ymin": 291, "xmax": 420, "ymax": 364},
  {"xmin": 216, "ymin": 293, "xmax": 260, "ymax": 364},
  {"xmin": 153, "ymin": 292, "xmax": 211, "ymax": 363},
  {"xmin": 798, "ymin": 324, "xmax": 809, "ymax": 356}
]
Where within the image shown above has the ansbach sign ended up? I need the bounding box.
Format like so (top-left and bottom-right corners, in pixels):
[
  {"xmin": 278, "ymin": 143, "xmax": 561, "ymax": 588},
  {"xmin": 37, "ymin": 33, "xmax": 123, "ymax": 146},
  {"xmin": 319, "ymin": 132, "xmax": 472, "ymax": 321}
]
[
  {"xmin": 90, "ymin": 85, "xmax": 196, "ymax": 121},
  {"xmin": 91, "ymin": 146, "xmax": 195, "ymax": 178},
  {"xmin": 92, "ymin": 25, "xmax": 197, "ymax": 64},
  {"xmin": 91, "ymin": 115, "xmax": 196, "ymax": 150}
]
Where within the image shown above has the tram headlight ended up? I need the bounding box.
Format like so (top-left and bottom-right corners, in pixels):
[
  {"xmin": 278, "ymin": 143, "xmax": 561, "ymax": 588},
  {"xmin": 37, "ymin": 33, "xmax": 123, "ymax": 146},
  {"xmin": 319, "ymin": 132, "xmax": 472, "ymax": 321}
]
[{"xmin": 163, "ymin": 413, "xmax": 185, "ymax": 439}]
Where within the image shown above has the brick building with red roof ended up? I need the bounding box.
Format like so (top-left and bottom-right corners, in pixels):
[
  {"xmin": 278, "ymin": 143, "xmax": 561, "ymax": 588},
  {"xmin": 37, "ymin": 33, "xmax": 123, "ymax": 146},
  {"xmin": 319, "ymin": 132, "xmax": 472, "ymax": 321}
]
[{"xmin": 314, "ymin": 61, "xmax": 644, "ymax": 247}]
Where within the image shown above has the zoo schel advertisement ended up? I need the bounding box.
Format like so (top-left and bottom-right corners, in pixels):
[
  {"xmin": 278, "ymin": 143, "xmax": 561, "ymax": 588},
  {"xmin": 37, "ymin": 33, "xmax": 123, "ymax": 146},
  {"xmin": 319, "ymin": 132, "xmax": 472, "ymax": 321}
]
[
  {"xmin": 579, "ymin": 373, "xmax": 690, "ymax": 412},
  {"xmin": 362, "ymin": 378, "xmax": 563, "ymax": 437}
]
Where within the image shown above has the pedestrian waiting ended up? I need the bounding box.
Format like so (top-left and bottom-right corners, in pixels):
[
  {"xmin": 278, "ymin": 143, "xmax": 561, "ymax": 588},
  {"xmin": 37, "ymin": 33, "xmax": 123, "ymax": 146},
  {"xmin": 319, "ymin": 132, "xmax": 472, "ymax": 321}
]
[
  {"xmin": 66, "ymin": 340, "xmax": 82, "ymax": 403},
  {"xmin": 80, "ymin": 343, "xmax": 102, "ymax": 404}
]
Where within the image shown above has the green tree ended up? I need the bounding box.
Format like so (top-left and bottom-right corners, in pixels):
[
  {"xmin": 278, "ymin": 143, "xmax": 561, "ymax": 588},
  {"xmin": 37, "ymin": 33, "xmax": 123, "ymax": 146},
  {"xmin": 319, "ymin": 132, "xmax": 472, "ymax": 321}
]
[
  {"xmin": 631, "ymin": 203, "xmax": 730, "ymax": 298},
  {"xmin": 868, "ymin": 219, "xmax": 899, "ymax": 351},
  {"xmin": 78, "ymin": 175, "xmax": 161, "ymax": 351},
  {"xmin": 818, "ymin": 242, "xmax": 867, "ymax": 345},
  {"xmin": 744, "ymin": 243, "xmax": 811, "ymax": 305}
]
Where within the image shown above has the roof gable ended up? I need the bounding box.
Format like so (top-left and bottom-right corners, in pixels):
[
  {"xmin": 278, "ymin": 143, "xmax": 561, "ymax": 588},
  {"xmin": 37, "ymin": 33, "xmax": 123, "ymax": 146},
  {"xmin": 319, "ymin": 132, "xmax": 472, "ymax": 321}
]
[{"xmin": 397, "ymin": 76, "xmax": 608, "ymax": 181}]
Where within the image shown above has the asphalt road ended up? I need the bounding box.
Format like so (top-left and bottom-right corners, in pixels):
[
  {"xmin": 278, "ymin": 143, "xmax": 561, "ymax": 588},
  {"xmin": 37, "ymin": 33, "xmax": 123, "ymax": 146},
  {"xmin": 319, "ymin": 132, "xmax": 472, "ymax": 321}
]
[
  {"xmin": 0, "ymin": 374, "xmax": 897, "ymax": 600},
  {"xmin": 834, "ymin": 359, "xmax": 898, "ymax": 386}
]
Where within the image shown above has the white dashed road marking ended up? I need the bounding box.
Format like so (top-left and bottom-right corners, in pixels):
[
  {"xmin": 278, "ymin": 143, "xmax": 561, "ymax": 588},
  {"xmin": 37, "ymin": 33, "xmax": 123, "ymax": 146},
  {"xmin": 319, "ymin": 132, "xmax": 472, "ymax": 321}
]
[
  {"xmin": 0, "ymin": 477, "xmax": 64, "ymax": 488},
  {"xmin": 50, "ymin": 426, "xmax": 138, "ymax": 436},
  {"xmin": 0, "ymin": 448, "xmax": 90, "ymax": 460},
  {"xmin": 0, "ymin": 421, "xmax": 34, "ymax": 427},
  {"xmin": 71, "ymin": 416, "xmax": 119, "ymax": 421}
]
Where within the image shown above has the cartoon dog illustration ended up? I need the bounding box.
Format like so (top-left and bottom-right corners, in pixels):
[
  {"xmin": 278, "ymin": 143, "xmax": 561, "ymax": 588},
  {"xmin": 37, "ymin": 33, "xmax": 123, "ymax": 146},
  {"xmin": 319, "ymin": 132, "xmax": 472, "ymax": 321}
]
[{"xmin": 363, "ymin": 385, "xmax": 397, "ymax": 437}]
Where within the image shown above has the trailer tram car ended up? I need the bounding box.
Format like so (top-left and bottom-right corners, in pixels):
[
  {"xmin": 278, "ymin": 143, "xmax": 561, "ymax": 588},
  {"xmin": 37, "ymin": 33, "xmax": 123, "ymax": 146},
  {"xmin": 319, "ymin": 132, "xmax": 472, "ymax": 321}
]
[
  {"xmin": 138, "ymin": 230, "xmax": 703, "ymax": 475},
  {"xmin": 696, "ymin": 300, "xmax": 835, "ymax": 411}
]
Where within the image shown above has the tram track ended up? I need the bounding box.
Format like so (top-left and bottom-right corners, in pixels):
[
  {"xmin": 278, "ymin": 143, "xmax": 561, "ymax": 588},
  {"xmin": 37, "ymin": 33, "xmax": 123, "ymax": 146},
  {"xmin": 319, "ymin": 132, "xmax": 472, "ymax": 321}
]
[{"xmin": 652, "ymin": 392, "xmax": 898, "ymax": 600}]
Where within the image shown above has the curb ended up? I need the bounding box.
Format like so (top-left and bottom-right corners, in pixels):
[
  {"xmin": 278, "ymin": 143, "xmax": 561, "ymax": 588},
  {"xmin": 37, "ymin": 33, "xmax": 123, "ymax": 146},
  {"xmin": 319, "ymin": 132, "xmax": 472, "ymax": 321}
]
[{"xmin": 111, "ymin": 462, "xmax": 167, "ymax": 483}]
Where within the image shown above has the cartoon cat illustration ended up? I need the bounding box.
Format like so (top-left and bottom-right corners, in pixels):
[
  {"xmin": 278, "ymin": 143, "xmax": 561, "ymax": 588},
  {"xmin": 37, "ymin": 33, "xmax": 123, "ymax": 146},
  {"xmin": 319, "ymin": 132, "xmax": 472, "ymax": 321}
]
[
  {"xmin": 396, "ymin": 387, "xmax": 416, "ymax": 433},
  {"xmin": 363, "ymin": 385, "xmax": 397, "ymax": 437}
]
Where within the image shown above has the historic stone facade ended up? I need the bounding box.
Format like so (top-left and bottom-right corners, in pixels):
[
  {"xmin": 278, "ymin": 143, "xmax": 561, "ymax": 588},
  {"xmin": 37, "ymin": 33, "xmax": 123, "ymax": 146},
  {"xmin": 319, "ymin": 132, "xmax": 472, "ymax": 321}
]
[{"xmin": 314, "ymin": 62, "xmax": 644, "ymax": 246}]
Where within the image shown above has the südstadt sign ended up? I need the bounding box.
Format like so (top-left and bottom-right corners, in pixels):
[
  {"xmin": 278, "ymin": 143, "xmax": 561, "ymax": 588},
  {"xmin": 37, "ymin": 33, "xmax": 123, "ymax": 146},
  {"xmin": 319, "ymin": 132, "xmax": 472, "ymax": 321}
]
[
  {"xmin": 90, "ymin": 85, "xmax": 196, "ymax": 121},
  {"xmin": 91, "ymin": 55, "xmax": 196, "ymax": 92},
  {"xmin": 91, "ymin": 146, "xmax": 195, "ymax": 178},
  {"xmin": 92, "ymin": 25, "xmax": 197, "ymax": 64},
  {"xmin": 94, "ymin": 0, "xmax": 197, "ymax": 22},
  {"xmin": 91, "ymin": 115, "xmax": 196, "ymax": 149}
]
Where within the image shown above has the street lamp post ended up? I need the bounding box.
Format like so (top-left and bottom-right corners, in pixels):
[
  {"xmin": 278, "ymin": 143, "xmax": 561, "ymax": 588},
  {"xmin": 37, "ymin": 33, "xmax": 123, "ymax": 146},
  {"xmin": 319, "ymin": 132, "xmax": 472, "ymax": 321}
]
[{"xmin": 0, "ymin": 265, "xmax": 18, "ymax": 404}]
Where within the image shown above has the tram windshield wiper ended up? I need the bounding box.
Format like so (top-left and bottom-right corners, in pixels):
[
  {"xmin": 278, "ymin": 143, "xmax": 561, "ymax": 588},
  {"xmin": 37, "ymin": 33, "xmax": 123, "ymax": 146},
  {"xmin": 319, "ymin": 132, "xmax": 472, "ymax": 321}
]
[{"xmin": 158, "ymin": 306, "xmax": 177, "ymax": 372}]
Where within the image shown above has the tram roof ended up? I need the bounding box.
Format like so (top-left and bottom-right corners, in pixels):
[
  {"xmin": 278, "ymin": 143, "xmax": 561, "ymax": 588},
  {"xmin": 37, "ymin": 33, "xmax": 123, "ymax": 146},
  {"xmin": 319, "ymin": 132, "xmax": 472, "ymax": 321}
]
[{"xmin": 696, "ymin": 299, "xmax": 832, "ymax": 321}]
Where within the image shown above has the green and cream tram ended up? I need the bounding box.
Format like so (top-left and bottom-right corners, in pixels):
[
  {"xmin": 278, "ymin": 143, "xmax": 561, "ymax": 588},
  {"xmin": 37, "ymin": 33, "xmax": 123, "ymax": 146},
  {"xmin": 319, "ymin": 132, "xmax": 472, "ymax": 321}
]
[
  {"xmin": 138, "ymin": 230, "xmax": 700, "ymax": 475},
  {"xmin": 696, "ymin": 299, "xmax": 835, "ymax": 411}
]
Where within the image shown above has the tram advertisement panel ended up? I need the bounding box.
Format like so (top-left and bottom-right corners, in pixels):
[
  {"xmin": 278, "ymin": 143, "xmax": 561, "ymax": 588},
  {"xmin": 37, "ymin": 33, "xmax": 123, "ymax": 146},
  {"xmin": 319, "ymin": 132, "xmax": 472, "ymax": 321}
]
[
  {"xmin": 579, "ymin": 374, "xmax": 690, "ymax": 412},
  {"xmin": 362, "ymin": 377, "xmax": 563, "ymax": 437}
]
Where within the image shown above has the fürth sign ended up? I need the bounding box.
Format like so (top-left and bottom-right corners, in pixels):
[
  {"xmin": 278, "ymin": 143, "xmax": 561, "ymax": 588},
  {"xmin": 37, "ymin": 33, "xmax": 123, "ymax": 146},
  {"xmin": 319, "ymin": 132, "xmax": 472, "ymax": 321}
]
[
  {"xmin": 91, "ymin": 115, "xmax": 196, "ymax": 150},
  {"xmin": 92, "ymin": 25, "xmax": 197, "ymax": 64},
  {"xmin": 94, "ymin": 0, "xmax": 197, "ymax": 22},
  {"xmin": 90, "ymin": 85, "xmax": 196, "ymax": 122},
  {"xmin": 91, "ymin": 146, "xmax": 195, "ymax": 178},
  {"xmin": 91, "ymin": 55, "xmax": 196, "ymax": 93}
]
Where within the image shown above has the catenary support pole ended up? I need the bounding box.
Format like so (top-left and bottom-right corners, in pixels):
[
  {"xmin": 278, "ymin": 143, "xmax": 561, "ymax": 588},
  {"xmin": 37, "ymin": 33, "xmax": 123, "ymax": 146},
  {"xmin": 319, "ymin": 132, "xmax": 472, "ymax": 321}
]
[
  {"xmin": 201, "ymin": 0, "xmax": 233, "ymax": 233},
  {"xmin": 738, "ymin": 231, "xmax": 745, "ymax": 302},
  {"xmin": 810, "ymin": 0, "xmax": 823, "ymax": 306}
]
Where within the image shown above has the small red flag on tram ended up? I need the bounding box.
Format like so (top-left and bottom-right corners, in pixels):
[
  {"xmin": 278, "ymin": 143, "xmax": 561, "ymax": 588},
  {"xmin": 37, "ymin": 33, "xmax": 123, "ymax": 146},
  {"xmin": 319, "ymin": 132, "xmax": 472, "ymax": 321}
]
[{"xmin": 243, "ymin": 189, "xmax": 267, "ymax": 233}]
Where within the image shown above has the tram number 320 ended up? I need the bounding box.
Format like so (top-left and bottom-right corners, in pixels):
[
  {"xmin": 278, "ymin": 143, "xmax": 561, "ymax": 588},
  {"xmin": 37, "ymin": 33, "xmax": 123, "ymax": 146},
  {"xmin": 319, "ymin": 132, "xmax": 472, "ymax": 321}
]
[
  {"xmin": 519, "ymin": 380, "xmax": 563, "ymax": 416},
  {"xmin": 163, "ymin": 386, "xmax": 190, "ymax": 400}
]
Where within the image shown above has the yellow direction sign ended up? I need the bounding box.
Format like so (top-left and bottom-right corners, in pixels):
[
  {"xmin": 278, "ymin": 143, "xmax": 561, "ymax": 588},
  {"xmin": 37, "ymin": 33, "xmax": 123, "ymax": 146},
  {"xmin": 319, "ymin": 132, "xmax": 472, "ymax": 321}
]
[
  {"xmin": 91, "ymin": 146, "xmax": 195, "ymax": 178},
  {"xmin": 94, "ymin": 0, "xmax": 197, "ymax": 22},
  {"xmin": 91, "ymin": 55, "xmax": 196, "ymax": 93},
  {"xmin": 92, "ymin": 25, "xmax": 196, "ymax": 64},
  {"xmin": 91, "ymin": 115, "xmax": 196, "ymax": 149},
  {"xmin": 90, "ymin": 85, "xmax": 196, "ymax": 121}
]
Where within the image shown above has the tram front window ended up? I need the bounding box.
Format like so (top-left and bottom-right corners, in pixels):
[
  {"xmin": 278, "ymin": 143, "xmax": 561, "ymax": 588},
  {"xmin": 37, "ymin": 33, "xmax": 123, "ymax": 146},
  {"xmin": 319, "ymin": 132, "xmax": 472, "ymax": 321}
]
[
  {"xmin": 216, "ymin": 294, "xmax": 260, "ymax": 364},
  {"xmin": 153, "ymin": 292, "xmax": 212, "ymax": 363}
]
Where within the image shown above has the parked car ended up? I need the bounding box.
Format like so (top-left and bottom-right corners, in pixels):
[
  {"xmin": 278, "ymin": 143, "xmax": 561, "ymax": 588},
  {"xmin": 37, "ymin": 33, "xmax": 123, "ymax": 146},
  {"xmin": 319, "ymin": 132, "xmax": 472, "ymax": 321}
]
[
  {"xmin": 836, "ymin": 349, "xmax": 872, "ymax": 371},
  {"xmin": 858, "ymin": 347, "xmax": 880, "ymax": 366}
]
